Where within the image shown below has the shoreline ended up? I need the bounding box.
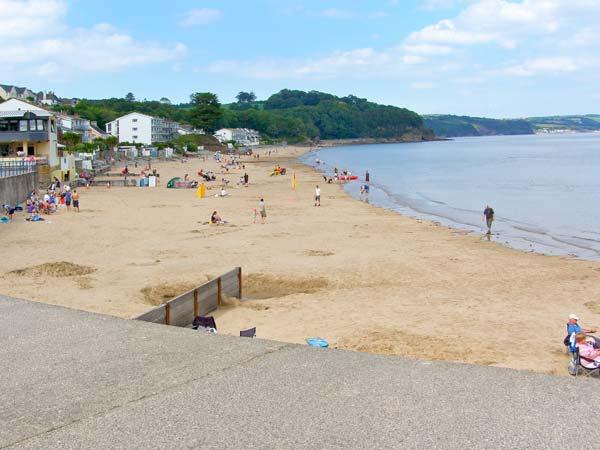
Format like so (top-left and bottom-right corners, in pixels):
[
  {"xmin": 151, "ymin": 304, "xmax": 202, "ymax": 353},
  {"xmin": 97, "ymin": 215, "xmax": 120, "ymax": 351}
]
[
  {"xmin": 304, "ymin": 139, "xmax": 600, "ymax": 262},
  {"xmin": 1, "ymin": 145, "xmax": 600, "ymax": 376}
]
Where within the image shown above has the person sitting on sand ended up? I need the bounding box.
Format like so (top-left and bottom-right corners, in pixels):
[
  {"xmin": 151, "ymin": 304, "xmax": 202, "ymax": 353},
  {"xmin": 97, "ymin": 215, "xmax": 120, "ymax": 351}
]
[
  {"xmin": 210, "ymin": 211, "xmax": 227, "ymax": 225},
  {"xmin": 566, "ymin": 314, "xmax": 599, "ymax": 347},
  {"xmin": 218, "ymin": 188, "xmax": 228, "ymax": 197},
  {"xmin": 575, "ymin": 333, "xmax": 600, "ymax": 364}
]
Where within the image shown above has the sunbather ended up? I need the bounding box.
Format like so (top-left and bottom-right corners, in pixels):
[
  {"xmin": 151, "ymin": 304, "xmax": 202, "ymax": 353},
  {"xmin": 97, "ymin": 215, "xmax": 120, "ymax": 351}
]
[{"xmin": 210, "ymin": 211, "xmax": 227, "ymax": 225}]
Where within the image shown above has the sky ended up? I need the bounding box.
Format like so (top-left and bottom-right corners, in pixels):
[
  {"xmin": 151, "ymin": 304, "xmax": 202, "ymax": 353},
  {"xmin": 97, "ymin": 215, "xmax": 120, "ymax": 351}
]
[{"xmin": 1, "ymin": 0, "xmax": 599, "ymax": 118}]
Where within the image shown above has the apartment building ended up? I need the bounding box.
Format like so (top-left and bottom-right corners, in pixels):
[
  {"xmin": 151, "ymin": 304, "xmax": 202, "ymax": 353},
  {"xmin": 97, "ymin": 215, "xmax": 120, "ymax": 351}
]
[{"xmin": 105, "ymin": 112, "xmax": 179, "ymax": 145}]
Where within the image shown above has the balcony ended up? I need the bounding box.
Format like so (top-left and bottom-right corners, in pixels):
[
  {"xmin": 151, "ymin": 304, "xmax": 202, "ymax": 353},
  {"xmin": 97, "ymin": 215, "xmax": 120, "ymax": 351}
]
[{"xmin": 0, "ymin": 131, "xmax": 50, "ymax": 143}]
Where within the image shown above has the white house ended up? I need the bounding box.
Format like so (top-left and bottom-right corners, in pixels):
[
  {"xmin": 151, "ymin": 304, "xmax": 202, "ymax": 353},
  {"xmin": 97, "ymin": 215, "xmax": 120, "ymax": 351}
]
[
  {"xmin": 0, "ymin": 98, "xmax": 59, "ymax": 167},
  {"xmin": 105, "ymin": 112, "xmax": 179, "ymax": 145},
  {"xmin": 214, "ymin": 128, "xmax": 260, "ymax": 146}
]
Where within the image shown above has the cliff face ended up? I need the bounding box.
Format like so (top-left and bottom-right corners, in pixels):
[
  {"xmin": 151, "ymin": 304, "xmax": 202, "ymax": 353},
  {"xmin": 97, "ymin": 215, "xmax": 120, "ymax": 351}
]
[{"xmin": 318, "ymin": 129, "xmax": 437, "ymax": 146}]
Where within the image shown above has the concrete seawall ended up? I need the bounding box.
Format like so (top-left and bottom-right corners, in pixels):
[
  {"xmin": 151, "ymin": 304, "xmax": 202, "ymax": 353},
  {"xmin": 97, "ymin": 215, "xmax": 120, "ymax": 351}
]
[
  {"xmin": 1, "ymin": 294, "xmax": 598, "ymax": 449},
  {"xmin": 0, "ymin": 172, "xmax": 37, "ymax": 206}
]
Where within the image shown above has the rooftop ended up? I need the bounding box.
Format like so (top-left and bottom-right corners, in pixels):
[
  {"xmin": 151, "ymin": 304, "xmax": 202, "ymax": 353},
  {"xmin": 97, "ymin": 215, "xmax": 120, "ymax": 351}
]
[{"xmin": 1, "ymin": 294, "xmax": 596, "ymax": 449}]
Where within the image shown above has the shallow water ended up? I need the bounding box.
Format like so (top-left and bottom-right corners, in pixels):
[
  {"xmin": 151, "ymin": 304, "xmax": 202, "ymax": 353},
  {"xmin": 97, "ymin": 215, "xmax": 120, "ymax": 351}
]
[{"xmin": 301, "ymin": 133, "xmax": 600, "ymax": 260}]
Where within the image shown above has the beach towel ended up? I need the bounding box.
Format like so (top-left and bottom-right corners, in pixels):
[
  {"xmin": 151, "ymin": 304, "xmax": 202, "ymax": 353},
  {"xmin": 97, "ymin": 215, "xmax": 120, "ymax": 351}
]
[
  {"xmin": 0, "ymin": 217, "xmax": 9, "ymax": 224},
  {"xmin": 306, "ymin": 337, "xmax": 329, "ymax": 348}
]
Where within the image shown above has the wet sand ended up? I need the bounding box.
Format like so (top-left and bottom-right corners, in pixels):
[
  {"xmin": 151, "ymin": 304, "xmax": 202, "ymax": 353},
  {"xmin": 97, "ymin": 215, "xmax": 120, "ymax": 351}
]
[{"xmin": 2, "ymin": 145, "xmax": 600, "ymax": 376}]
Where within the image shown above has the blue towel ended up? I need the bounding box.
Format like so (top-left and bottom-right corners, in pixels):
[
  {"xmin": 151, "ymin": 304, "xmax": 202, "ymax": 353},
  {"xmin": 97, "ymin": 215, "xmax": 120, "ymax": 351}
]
[{"xmin": 306, "ymin": 337, "xmax": 329, "ymax": 348}]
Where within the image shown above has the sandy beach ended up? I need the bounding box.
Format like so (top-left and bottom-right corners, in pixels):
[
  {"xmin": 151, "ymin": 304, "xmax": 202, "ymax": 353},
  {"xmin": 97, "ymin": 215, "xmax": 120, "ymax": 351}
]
[{"xmin": 2, "ymin": 145, "xmax": 600, "ymax": 376}]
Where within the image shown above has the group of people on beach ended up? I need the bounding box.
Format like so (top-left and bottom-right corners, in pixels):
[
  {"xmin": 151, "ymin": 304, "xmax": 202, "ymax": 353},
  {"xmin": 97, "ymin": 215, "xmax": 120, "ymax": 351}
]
[
  {"xmin": 3, "ymin": 183, "xmax": 81, "ymax": 223},
  {"xmin": 211, "ymin": 198, "xmax": 267, "ymax": 225}
]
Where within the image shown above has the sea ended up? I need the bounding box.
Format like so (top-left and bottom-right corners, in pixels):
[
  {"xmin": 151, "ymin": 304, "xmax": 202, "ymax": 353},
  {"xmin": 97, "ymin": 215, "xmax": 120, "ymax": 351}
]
[{"xmin": 301, "ymin": 133, "xmax": 600, "ymax": 260}]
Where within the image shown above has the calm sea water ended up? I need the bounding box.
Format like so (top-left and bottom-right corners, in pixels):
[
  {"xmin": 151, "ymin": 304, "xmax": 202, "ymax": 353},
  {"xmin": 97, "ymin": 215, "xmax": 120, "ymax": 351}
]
[{"xmin": 301, "ymin": 133, "xmax": 600, "ymax": 260}]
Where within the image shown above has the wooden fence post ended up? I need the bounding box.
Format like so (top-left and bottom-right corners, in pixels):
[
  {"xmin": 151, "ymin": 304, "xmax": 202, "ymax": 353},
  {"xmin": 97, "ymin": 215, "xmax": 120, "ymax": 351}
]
[
  {"xmin": 165, "ymin": 303, "xmax": 171, "ymax": 325},
  {"xmin": 238, "ymin": 267, "xmax": 243, "ymax": 299},
  {"xmin": 193, "ymin": 289, "xmax": 199, "ymax": 318},
  {"xmin": 217, "ymin": 277, "xmax": 222, "ymax": 306}
]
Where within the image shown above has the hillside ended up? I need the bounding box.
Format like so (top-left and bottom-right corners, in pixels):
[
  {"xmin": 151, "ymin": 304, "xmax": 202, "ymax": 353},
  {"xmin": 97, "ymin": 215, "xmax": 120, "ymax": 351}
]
[
  {"xmin": 527, "ymin": 115, "xmax": 600, "ymax": 132},
  {"xmin": 424, "ymin": 115, "xmax": 534, "ymax": 137},
  {"xmin": 50, "ymin": 90, "xmax": 431, "ymax": 144}
]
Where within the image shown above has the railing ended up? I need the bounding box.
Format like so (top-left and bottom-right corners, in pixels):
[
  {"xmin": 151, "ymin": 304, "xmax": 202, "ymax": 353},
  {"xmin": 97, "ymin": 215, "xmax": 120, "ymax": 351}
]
[
  {"xmin": 134, "ymin": 268, "xmax": 242, "ymax": 327},
  {"xmin": 0, "ymin": 160, "xmax": 38, "ymax": 178}
]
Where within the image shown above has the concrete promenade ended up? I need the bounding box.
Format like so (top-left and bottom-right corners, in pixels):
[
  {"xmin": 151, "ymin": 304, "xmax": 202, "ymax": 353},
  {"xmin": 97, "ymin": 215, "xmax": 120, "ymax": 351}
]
[{"xmin": 1, "ymin": 295, "xmax": 597, "ymax": 449}]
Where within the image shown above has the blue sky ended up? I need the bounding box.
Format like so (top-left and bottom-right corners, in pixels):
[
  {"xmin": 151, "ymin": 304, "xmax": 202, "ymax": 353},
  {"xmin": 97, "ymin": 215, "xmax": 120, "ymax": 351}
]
[{"xmin": 2, "ymin": 0, "xmax": 599, "ymax": 117}]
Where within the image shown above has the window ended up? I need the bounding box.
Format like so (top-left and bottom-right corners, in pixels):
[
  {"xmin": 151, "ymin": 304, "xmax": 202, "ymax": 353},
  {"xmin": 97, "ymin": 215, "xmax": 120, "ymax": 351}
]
[
  {"xmin": 107, "ymin": 123, "xmax": 112, "ymax": 132},
  {"xmin": 50, "ymin": 120, "xmax": 56, "ymax": 133},
  {"xmin": 132, "ymin": 127, "xmax": 137, "ymax": 131},
  {"xmin": 37, "ymin": 120, "xmax": 45, "ymax": 131},
  {"xmin": 19, "ymin": 120, "xmax": 28, "ymax": 131},
  {"xmin": 132, "ymin": 135, "xmax": 138, "ymax": 139},
  {"xmin": 132, "ymin": 118, "xmax": 138, "ymax": 122},
  {"xmin": 29, "ymin": 120, "xmax": 36, "ymax": 130}
]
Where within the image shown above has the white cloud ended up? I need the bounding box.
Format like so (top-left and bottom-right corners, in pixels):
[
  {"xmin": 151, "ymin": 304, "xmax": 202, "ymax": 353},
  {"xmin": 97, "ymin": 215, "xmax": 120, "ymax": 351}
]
[
  {"xmin": 0, "ymin": 0, "xmax": 66, "ymax": 37},
  {"xmin": 408, "ymin": 18, "xmax": 499, "ymax": 46},
  {"xmin": 403, "ymin": 43, "xmax": 455, "ymax": 55},
  {"xmin": 203, "ymin": 46, "xmax": 431, "ymax": 80},
  {"xmin": 502, "ymin": 57, "xmax": 578, "ymax": 77},
  {"xmin": 198, "ymin": 0, "xmax": 599, "ymax": 88},
  {"xmin": 1, "ymin": 0, "xmax": 186, "ymax": 80},
  {"xmin": 180, "ymin": 8, "xmax": 222, "ymax": 26}
]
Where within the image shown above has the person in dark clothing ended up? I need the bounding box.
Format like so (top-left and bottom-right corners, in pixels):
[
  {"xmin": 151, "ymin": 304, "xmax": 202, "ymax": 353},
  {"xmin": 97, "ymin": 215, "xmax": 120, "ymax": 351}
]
[
  {"xmin": 483, "ymin": 205, "xmax": 495, "ymax": 234},
  {"xmin": 365, "ymin": 170, "xmax": 370, "ymax": 183}
]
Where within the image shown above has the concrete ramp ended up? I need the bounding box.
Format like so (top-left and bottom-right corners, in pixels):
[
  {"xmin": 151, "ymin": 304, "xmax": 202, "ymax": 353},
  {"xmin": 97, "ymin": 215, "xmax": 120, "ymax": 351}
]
[{"xmin": 0, "ymin": 295, "xmax": 595, "ymax": 449}]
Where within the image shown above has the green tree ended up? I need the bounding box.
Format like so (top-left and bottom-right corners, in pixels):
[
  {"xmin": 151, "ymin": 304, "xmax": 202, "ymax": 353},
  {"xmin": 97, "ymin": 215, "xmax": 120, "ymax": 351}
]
[
  {"xmin": 160, "ymin": 97, "xmax": 171, "ymax": 104},
  {"xmin": 62, "ymin": 132, "xmax": 82, "ymax": 152},
  {"xmin": 189, "ymin": 92, "xmax": 222, "ymax": 132},
  {"xmin": 235, "ymin": 91, "xmax": 257, "ymax": 103},
  {"xmin": 125, "ymin": 92, "xmax": 135, "ymax": 102}
]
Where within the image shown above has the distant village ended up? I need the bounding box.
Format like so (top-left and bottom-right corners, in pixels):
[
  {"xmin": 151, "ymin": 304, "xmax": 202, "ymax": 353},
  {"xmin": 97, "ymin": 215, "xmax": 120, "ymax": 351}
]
[{"xmin": 0, "ymin": 83, "xmax": 261, "ymax": 185}]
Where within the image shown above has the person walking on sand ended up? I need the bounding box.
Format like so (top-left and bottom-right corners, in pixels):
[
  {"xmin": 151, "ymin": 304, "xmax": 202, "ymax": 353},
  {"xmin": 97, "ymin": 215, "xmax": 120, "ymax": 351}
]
[
  {"xmin": 314, "ymin": 185, "xmax": 321, "ymax": 207},
  {"xmin": 72, "ymin": 190, "xmax": 80, "ymax": 212},
  {"xmin": 258, "ymin": 198, "xmax": 267, "ymax": 224},
  {"xmin": 483, "ymin": 205, "xmax": 495, "ymax": 234},
  {"xmin": 365, "ymin": 170, "xmax": 370, "ymax": 183}
]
